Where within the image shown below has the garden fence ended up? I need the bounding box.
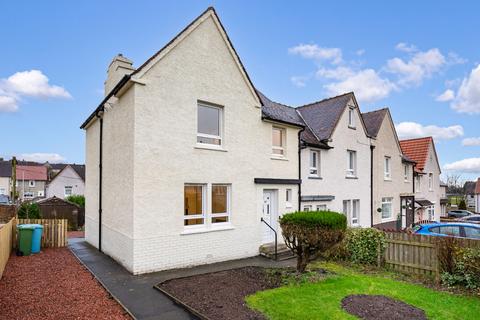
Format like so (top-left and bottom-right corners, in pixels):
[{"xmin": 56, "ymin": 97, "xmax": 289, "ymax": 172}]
[
  {"xmin": 0, "ymin": 218, "xmax": 14, "ymax": 279},
  {"xmin": 15, "ymin": 219, "xmax": 68, "ymax": 248},
  {"xmin": 384, "ymin": 232, "xmax": 480, "ymax": 281}
]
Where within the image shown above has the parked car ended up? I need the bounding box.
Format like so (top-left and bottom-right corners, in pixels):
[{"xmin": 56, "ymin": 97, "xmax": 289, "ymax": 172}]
[
  {"xmin": 447, "ymin": 210, "xmax": 474, "ymax": 218},
  {"xmin": 457, "ymin": 214, "xmax": 480, "ymax": 224},
  {"xmin": 413, "ymin": 223, "xmax": 480, "ymax": 239}
]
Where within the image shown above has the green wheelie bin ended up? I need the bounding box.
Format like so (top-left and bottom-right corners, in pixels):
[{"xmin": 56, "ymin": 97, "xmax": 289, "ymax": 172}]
[{"xmin": 17, "ymin": 224, "xmax": 35, "ymax": 256}]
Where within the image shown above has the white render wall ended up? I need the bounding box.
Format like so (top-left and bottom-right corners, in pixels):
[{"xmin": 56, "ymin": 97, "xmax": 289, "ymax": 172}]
[
  {"xmin": 0, "ymin": 177, "xmax": 10, "ymax": 196},
  {"xmin": 415, "ymin": 143, "xmax": 442, "ymax": 222},
  {"xmin": 300, "ymin": 99, "xmax": 371, "ymax": 227},
  {"xmin": 371, "ymin": 116, "xmax": 413, "ymax": 226},
  {"xmin": 46, "ymin": 166, "xmax": 85, "ymax": 199}
]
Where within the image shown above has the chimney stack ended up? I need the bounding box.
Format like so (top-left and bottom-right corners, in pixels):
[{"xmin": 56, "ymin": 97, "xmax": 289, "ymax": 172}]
[{"xmin": 104, "ymin": 54, "xmax": 135, "ymax": 96}]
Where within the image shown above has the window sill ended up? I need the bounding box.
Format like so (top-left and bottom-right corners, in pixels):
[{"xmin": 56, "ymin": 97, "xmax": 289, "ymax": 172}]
[
  {"xmin": 384, "ymin": 178, "xmax": 392, "ymax": 181},
  {"xmin": 308, "ymin": 176, "xmax": 322, "ymax": 180},
  {"xmin": 271, "ymin": 156, "xmax": 288, "ymax": 161},
  {"xmin": 345, "ymin": 176, "xmax": 358, "ymax": 179},
  {"xmin": 181, "ymin": 225, "xmax": 234, "ymax": 235},
  {"xmin": 194, "ymin": 144, "xmax": 227, "ymax": 152},
  {"xmin": 348, "ymin": 126, "xmax": 356, "ymax": 130}
]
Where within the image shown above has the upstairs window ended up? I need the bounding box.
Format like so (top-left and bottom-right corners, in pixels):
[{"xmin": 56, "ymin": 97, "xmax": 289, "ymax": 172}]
[
  {"xmin": 64, "ymin": 186, "xmax": 73, "ymax": 197},
  {"xmin": 29, "ymin": 180, "xmax": 35, "ymax": 187},
  {"xmin": 197, "ymin": 103, "xmax": 222, "ymax": 146},
  {"xmin": 286, "ymin": 189, "xmax": 292, "ymax": 208},
  {"xmin": 416, "ymin": 175, "xmax": 421, "ymax": 192},
  {"xmin": 310, "ymin": 150, "xmax": 320, "ymax": 176},
  {"xmin": 384, "ymin": 157, "xmax": 391, "ymax": 179},
  {"xmin": 272, "ymin": 127, "xmax": 286, "ymax": 156},
  {"xmin": 346, "ymin": 150, "xmax": 357, "ymax": 177},
  {"xmin": 428, "ymin": 173, "xmax": 433, "ymax": 191},
  {"xmin": 404, "ymin": 165, "xmax": 409, "ymax": 181},
  {"xmin": 348, "ymin": 107, "xmax": 355, "ymax": 128}
]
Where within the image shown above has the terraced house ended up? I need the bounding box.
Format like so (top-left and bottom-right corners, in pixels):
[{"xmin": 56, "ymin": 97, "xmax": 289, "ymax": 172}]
[{"xmin": 82, "ymin": 7, "xmax": 443, "ymax": 273}]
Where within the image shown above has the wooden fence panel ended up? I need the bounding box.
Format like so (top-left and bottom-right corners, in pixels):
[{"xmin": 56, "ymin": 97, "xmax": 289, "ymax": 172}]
[
  {"xmin": 15, "ymin": 219, "xmax": 67, "ymax": 248},
  {"xmin": 384, "ymin": 232, "xmax": 480, "ymax": 280},
  {"xmin": 0, "ymin": 218, "xmax": 14, "ymax": 279}
]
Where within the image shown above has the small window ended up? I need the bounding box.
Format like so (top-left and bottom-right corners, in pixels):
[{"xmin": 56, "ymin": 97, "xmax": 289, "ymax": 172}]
[
  {"xmin": 352, "ymin": 200, "xmax": 359, "ymax": 225},
  {"xmin": 343, "ymin": 200, "xmax": 350, "ymax": 216},
  {"xmin": 64, "ymin": 186, "xmax": 73, "ymax": 197},
  {"xmin": 416, "ymin": 176, "xmax": 421, "ymax": 192},
  {"xmin": 184, "ymin": 185, "xmax": 205, "ymax": 226},
  {"xmin": 316, "ymin": 204, "xmax": 327, "ymax": 211},
  {"xmin": 29, "ymin": 180, "xmax": 35, "ymax": 187},
  {"xmin": 197, "ymin": 103, "xmax": 222, "ymax": 146},
  {"xmin": 310, "ymin": 150, "xmax": 320, "ymax": 176},
  {"xmin": 404, "ymin": 165, "xmax": 409, "ymax": 181},
  {"xmin": 346, "ymin": 150, "xmax": 357, "ymax": 177},
  {"xmin": 427, "ymin": 205, "xmax": 435, "ymax": 220},
  {"xmin": 23, "ymin": 192, "xmax": 34, "ymax": 198},
  {"xmin": 381, "ymin": 197, "xmax": 393, "ymax": 219},
  {"xmin": 303, "ymin": 205, "xmax": 312, "ymax": 212},
  {"xmin": 211, "ymin": 185, "xmax": 230, "ymax": 224},
  {"xmin": 37, "ymin": 190, "xmax": 44, "ymax": 197},
  {"xmin": 286, "ymin": 189, "xmax": 292, "ymax": 208},
  {"xmin": 384, "ymin": 157, "xmax": 391, "ymax": 179},
  {"xmin": 272, "ymin": 127, "xmax": 286, "ymax": 156},
  {"xmin": 348, "ymin": 107, "xmax": 355, "ymax": 128},
  {"xmin": 428, "ymin": 173, "xmax": 433, "ymax": 191},
  {"xmin": 0, "ymin": 188, "xmax": 5, "ymax": 195}
]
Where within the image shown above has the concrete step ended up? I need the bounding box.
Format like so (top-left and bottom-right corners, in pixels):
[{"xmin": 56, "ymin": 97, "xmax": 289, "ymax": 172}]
[{"xmin": 259, "ymin": 243, "xmax": 295, "ymax": 260}]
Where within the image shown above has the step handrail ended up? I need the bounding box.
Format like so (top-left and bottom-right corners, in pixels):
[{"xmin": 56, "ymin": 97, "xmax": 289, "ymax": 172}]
[{"xmin": 260, "ymin": 217, "xmax": 277, "ymax": 260}]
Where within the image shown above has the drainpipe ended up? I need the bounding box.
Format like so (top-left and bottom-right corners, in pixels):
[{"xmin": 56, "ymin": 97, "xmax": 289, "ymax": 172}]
[
  {"xmin": 297, "ymin": 128, "xmax": 305, "ymax": 211},
  {"xmin": 370, "ymin": 145, "xmax": 375, "ymax": 227},
  {"xmin": 97, "ymin": 113, "xmax": 104, "ymax": 252}
]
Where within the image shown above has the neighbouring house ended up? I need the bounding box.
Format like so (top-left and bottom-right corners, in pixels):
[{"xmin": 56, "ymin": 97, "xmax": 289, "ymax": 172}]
[
  {"xmin": 439, "ymin": 181, "xmax": 448, "ymax": 216},
  {"xmin": 16, "ymin": 165, "xmax": 47, "ymax": 200},
  {"xmin": 296, "ymin": 93, "xmax": 372, "ymax": 227},
  {"xmin": 464, "ymin": 181, "xmax": 476, "ymax": 210},
  {"xmin": 81, "ymin": 7, "xmax": 302, "ymax": 274},
  {"xmin": 400, "ymin": 137, "xmax": 442, "ymax": 222},
  {"xmin": 362, "ymin": 108, "xmax": 415, "ymax": 230},
  {"xmin": 474, "ymin": 178, "xmax": 480, "ymax": 213},
  {"xmin": 46, "ymin": 164, "xmax": 85, "ymax": 199},
  {"xmin": 0, "ymin": 160, "xmax": 12, "ymax": 200}
]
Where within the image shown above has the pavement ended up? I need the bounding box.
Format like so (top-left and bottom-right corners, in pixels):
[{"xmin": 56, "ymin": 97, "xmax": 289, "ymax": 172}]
[{"xmin": 69, "ymin": 238, "xmax": 295, "ymax": 320}]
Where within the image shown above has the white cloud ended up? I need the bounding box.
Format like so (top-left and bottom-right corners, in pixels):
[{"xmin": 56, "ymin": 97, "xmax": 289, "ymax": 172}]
[
  {"xmin": 436, "ymin": 89, "xmax": 455, "ymax": 102},
  {"xmin": 450, "ymin": 64, "xmax": 480, "ymax": 114},
  {"xmin": 462, "ymin": 137, "xmax": 480, "ymax": 146},
  {"xmin": 18, "ymin": 153, "xmax": 66, "ymax": 163},
  {"xmin": 444, "ymin": 158, "xmax": 480, "ymax": 173},
  {"xmin": 290, "ymin": 76, "xmax": 308, "ymax": 88},
  {"xmin": 356, "ymin": 49, "xmax": 365, "ymax": 56},
  {"xmin": 0, "ymin": 70, "xmax": 71, "ymax": 112},
  {"xmin": 0, "ymin": 96, "xmax": 18, "ymax": 112},
  {"xmin": 395, "ymin": 42, "xmax": 417, "ymax": 53},
  {"xmin": 386, "ymin": 48, "xmax": 446, "ymax": 86},
  {"xmin": 288, "ymin": 44, "xmax": 343, "ymax": 64},
  {"xmin": 395, "ymin": 122, "xmax": 464, "ymax": 140},
  {"xmin": 322, "ymin": 68, "xmax": 396, "ymax": 103}
]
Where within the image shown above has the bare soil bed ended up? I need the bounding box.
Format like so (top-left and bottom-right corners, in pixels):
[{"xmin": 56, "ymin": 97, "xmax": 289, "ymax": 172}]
[
  {"xmin": 341, "ymin": 294, "xmax": 427, "ymax": 320},
  {"xmin": 0, "ymin": 248, "xmax": 130, "ymax": 320},
  {"xmin": 158, "ymin": 266, "xmax": 286, "ymax": 320}
]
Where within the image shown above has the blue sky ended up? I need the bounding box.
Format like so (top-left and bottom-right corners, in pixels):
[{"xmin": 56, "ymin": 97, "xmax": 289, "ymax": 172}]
[{"xmin": 1, "ymin": 1, "xmax": 479, "ymax": 180}]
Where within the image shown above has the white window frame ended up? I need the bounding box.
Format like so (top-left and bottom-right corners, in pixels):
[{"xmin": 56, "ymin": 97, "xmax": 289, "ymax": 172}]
[
  {"xmin": 303, "ymin": 205, "xmax": 312, "ymax": 212},
  {"xmin": 352, "ymin": 200, "xmax": 359, "ymax": 225},
  {"xmin": 381, "ymin": 197, "xmax": 393, "ymax": 220},
  {"xmin": 316, "ymin": 204, "xmax": 327, "ymax": 211},
  {"xmin": 427, "ymin": 205, "xmax": 435, "ymax": 220},
  {"xmin": 211, "ymin": 184, "xmax": 231, "ymax": 225},
  {"xmin": 346, "ymin": 150, "xmax": 357, "ymax": 177},
  {"xmin": 23, "ymin": 191, "xmax": 34, "ymax": 198},
  {"xmin": 184, "ymin": 184, "xmax": 207, "ymax": 228},
  {"xmin": 37, "ymin": 190, "xmax": 44, "ymax": 197},
  {"xmin": 197, "ymin": 102, "xmax": 223, "ymax": 147},
  {"xmin": 64, "ymin": 186, "xmax": 73, "ymax": 197},
  {"xmin": 384, "ymin": 156, "xmax": 391, "ymax": 180},
  {"xmin": 348, "ymin": 107, "xmax": 355, "ymax": 128},
  {"xmin": 29, "ymin": 180, "xmax": 35, "ymax": 187},
  {"xmin": 416, "ymin": 175, "xmax": 421, "ymax": 192},
  {"xmin": 286, "ymin": 189, "xmax": 292, "ymax": 208},
  {"xmin": 309, "ymin": 150, "xmax": 320, "ymax": 177},
  {"xmin": 428, "ymin": 173, "xmax": 433, "ymax": 191},
  {"xmin": 404, "ymin": 165, "xmax": 409, "ymax": 182},
  {"xmin": 0, "ymin": 188, "xmax": 5, "ymax": 195},
  {"xmin": 272, "ymin": 127, "xmax": 286, "ymax": 157}
]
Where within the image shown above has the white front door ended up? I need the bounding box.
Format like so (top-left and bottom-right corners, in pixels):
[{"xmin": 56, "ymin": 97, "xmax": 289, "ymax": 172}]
[{"xmin": 262, "ymin": 190, "xmax": 277, "ymax": 243}]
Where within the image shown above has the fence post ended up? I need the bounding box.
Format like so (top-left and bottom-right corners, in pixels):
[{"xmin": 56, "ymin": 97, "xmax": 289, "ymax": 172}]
[{"xmin": 377, "ymin": 240, "xmax": 382, "ymax": 268}]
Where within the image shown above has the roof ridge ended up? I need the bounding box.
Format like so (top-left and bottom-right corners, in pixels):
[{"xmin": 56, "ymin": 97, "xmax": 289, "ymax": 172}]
[
  {"xmin": 399, "ymin": 136, "xmax": 433, "ymax": 142},
  {"xmin": 295, "ymin": 109, "xmax": 322, "ymax": 142},
  {"xmin": 361, "ymin": 107, "xmax": 389, "ymax": 115},
  {"xmin": 256, "ymin": 90, "xmax": 296, "ymax": 109},
  {"xmin": 297, "ymin": 91, "xmax": 353, "ymax": 109}
]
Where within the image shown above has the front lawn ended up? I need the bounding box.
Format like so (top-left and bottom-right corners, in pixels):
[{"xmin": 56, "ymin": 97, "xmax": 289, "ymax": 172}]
[{"xmin": 246, "ymin": 262, "xmax": 480, "ymax": 320}]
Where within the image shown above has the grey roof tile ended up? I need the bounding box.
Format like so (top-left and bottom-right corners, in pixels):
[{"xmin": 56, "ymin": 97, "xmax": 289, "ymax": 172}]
[{"xmin": 362, "ymin": 108, "xmax": 388, "ymax": 138}]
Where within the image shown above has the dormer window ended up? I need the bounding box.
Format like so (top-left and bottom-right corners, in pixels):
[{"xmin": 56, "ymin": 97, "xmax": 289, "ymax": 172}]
[
  {"xmin": 272, "ymin": 127, "xmax": 286, "ymax": 156},
  {"xmin": 197, "ymin": 102, "xmax": 223, "ymax": 146},
  {"xmin": 348, "ymin": 107, "xmax": 355, "ymax": 128}
]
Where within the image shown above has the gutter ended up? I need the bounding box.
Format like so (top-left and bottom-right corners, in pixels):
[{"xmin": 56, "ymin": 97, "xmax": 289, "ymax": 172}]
[
  {"xmin": 98, "ymin": 114, "xmax": 103, "ymax": 252},
  {"xmin": 370, "ymin": 145, "xmax": 375, "ymax": 227},
  {"xmin": 298, "ymin": 128, "xmax": 305, "ymax": 211}
]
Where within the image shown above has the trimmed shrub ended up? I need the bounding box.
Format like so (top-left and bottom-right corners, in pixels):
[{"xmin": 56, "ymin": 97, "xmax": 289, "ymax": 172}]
[
  {"xmin": 458, "ymin": 199, "xmax": 467, "ymax": 210},
  {"xmin": 66, "ymin": 195, "xmax": 85, "ymax": 208},
  {"xmin": 280, "ymin": 211, "xmax": 346, "ymax": 273},
  {"xmin": 17, "ymin": 202, "xmax": 41, "ymax": 219},
  {"xmin": 344, "ymin": 228, "xmax": 386, "ymax": 265},
  {"xmin": 441, "ymin": 246, "xmax": 480, "ymax": 290}
]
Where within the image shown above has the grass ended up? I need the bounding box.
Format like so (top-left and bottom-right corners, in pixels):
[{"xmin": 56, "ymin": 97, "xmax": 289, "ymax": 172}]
[{"xmin": 246, "ymin": 262, "xmax": 480, "ymax": 320}]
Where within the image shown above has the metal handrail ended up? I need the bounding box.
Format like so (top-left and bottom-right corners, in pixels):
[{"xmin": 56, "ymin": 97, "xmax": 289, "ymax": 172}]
[{"xmin": 260, "ymin": 217, "xmax": 277, "ymax": 260}]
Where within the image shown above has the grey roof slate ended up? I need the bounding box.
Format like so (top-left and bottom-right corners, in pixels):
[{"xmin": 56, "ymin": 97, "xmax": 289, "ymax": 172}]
[
  {"xmin": 0, "ymin": 161, "xmax": 11, "ymax": 177},
  {"xmin": 464, "ymin": 181, "xmax": 476, "ymax": 195},
  {"xmin": 297, "ymin": 92, "xmax": 354, "ymax": 141},
  {"xmin": 362, "ymin": 108, "xmax": 388, "ymax": 138},
  {"xmin": 257, "ymin": 90, "xmax": 304, "ymax": 127}
]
